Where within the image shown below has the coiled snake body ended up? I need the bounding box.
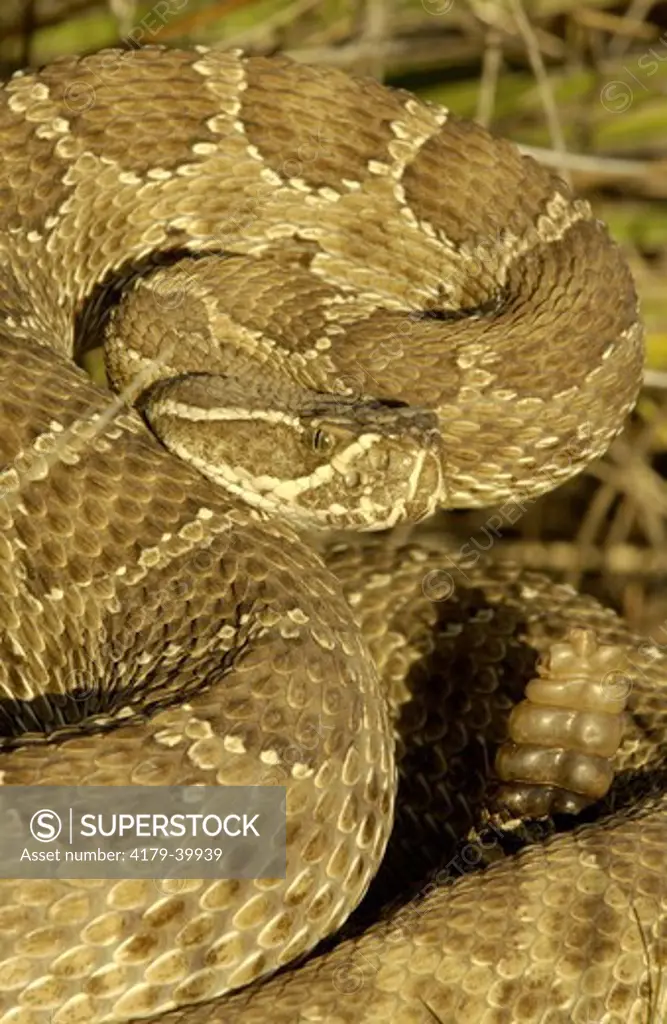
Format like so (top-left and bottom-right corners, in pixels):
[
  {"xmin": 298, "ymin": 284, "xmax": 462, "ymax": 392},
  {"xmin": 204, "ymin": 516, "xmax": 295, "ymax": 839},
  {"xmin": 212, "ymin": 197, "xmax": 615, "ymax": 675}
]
[{"xmin": 0, "ymin": 45, "xmax": 664, "ymax": 1024}]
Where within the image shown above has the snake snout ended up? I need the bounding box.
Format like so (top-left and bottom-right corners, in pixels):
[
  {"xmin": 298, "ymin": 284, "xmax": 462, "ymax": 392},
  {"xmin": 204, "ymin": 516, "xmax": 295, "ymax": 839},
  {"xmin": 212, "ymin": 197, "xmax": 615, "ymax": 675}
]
[{"xmin": 322, "ymin": 425, "xmax": 444, "ymax": 530}]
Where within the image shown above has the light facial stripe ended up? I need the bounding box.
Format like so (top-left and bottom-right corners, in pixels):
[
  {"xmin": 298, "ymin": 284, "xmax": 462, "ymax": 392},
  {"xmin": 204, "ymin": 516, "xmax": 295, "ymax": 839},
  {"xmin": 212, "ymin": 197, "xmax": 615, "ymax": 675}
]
[
  {"xmin": 166, "ymin": 433, "xmax": 383, "ymax": 504},
  {"xmin": 154, "ymin": 399, "xmax": 303, "ymax": 430},
  {"xmin": 406, "ymin": 445, "xmax": 427, "ymax": 505},
  {"xmin": 165, "ymin": 447, "xmax": 319, "ymax": 524}
]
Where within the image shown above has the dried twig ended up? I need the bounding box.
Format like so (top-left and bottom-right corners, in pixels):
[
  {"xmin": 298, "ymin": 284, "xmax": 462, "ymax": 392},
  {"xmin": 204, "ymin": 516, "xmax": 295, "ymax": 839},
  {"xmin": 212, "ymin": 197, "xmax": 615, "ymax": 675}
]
[{"xmin": 508, "ymin": 0, "xmax": 571, "ymax": 188}]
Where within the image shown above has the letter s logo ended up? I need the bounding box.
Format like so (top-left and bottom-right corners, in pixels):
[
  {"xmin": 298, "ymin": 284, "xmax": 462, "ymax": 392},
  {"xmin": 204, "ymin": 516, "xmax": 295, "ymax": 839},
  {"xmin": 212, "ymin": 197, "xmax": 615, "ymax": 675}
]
[{"xmin": 29, "ymin": 809, "xmax": 62, "ymax": 842}]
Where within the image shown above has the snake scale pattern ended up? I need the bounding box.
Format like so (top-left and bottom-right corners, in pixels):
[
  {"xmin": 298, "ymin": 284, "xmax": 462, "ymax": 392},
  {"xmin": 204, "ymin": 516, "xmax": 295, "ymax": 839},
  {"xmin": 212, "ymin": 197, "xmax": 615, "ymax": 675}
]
[{"xmin": 0, "ymin": 44, "xmax": 665, "ymax": 1024}]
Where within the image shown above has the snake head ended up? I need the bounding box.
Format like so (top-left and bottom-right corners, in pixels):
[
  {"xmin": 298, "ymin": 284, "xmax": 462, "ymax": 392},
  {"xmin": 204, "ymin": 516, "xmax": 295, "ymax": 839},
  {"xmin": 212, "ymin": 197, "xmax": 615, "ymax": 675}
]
[{"xmin": 141, "ymin": 375, "xmax": 444, "ymax": 530}]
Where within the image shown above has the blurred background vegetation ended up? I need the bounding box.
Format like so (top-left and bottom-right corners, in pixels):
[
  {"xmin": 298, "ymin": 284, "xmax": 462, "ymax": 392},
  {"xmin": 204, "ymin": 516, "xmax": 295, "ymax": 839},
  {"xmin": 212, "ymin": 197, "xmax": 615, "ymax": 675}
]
[{"xmin": 1, "ymin": 0, "xmax": 666, "ymax": 638}]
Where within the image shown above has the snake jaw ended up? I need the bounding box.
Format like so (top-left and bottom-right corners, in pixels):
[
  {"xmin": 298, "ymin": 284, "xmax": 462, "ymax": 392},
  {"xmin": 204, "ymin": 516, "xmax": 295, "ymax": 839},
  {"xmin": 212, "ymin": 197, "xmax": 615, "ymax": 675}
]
[{"xmin": 149, "ymin": 425, "xmax": 443, "ymax": 532}]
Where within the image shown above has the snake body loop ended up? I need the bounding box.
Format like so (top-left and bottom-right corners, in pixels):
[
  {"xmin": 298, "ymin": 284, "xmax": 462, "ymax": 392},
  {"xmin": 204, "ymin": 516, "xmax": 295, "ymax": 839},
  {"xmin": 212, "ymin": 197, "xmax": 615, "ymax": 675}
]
[{"xmin": 0, "ymin": 46, "xmax": 662, "ymax": 1024}]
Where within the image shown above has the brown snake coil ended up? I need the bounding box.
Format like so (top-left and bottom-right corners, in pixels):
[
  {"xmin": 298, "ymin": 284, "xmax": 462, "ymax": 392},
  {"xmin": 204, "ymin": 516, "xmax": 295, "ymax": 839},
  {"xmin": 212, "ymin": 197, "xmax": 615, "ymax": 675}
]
[{"xmin": 0, "ymin": 45, "xmax": 665, "ymax": 1024}]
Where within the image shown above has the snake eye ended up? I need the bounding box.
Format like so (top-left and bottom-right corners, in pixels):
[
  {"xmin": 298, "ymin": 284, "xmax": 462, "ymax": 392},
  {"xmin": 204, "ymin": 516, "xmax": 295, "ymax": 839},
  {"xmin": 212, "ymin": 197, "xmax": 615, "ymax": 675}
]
[{"xmin": 311, "ymin": 428, "xmax": 335, "ymax": 454}]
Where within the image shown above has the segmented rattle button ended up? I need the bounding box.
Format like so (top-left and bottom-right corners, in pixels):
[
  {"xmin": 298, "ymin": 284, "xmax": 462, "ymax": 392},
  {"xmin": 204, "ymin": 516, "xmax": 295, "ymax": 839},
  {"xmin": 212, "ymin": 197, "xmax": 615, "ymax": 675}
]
[{"xmin": 494, "ymin": 627, "xmax": 631, "ymax": 817}]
